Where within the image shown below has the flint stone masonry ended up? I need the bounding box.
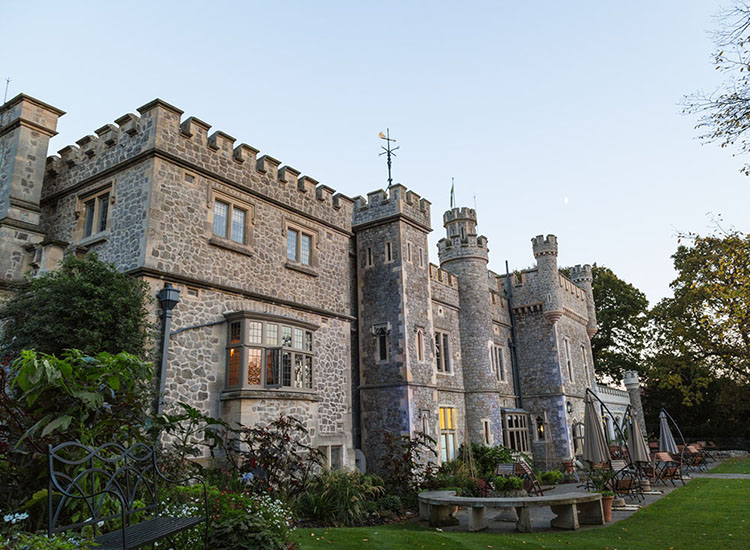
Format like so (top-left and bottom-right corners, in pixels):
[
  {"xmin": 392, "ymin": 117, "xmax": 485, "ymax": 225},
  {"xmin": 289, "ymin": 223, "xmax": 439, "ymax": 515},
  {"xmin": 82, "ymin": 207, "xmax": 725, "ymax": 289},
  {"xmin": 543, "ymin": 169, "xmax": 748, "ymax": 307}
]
[{"xmin": 1, "ymin": 94, "xmax": 627, "ymax": 472}]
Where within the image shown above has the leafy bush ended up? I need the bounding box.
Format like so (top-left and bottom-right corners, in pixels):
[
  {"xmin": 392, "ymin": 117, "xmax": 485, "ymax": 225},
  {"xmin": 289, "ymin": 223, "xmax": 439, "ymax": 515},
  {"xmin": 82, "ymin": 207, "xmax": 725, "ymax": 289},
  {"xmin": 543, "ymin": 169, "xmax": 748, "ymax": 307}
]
[
  {"xmin": 461, "ymin": 443, "xmax": 514, "ymax": 477},
  {"xmin": 492, "ymin": 475, "xmax": 524, "ymax": 492},
  {"xmin": 0, "ymin": 532, "xmax": 93, "ymax": 550},
  {"xmin": 296, "ymin": 470, "xmax": 385, "ymax": 526},
  {"xmin": 364, "ymin": 494, "xmax": 404, "ymax": 521},
  {"xmin": 163, "ymin": 484, "xmax": 294, "ymax": 550},
  {"xmin": 377, "ymin": 431, "xmax": 437, "ymax": 499},
  {"xmin": 0, "ymin": 253, "xmax": 153, "ymax": 359},
  {"xmin": 540, "ymin": 470, "xmax": 564, "ymax": 485},
  {"xmin": 0, "ymin": 350, "xmax": 153, "ymax": 513}
]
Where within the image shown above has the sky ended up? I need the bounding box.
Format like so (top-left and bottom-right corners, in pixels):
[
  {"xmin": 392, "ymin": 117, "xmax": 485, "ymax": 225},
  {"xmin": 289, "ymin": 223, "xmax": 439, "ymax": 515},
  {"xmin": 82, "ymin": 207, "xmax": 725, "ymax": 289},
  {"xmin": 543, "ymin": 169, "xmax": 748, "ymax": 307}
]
[{"xmin": 2, "ymin": 1, "xmax": 748, "ymax": 305}]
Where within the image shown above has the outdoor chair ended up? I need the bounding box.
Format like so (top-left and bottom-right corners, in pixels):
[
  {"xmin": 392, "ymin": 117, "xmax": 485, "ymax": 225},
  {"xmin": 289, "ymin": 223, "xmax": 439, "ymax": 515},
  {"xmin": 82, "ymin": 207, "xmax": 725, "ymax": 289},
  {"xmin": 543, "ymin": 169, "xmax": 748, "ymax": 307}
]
[
  {"xmin": 610, "ymin": 459, "xmax": 644, "ymax": 502},
  {"xmin": 684, "ymin": 445, "xmax": 708, "ymax": 472},
  {"xmin": 653, "ymin": 452, "xmax": 684, "ymax": 486},
  {"xmin": 561, "ymin": 460, "xmax": 580, "ymax": 483}
]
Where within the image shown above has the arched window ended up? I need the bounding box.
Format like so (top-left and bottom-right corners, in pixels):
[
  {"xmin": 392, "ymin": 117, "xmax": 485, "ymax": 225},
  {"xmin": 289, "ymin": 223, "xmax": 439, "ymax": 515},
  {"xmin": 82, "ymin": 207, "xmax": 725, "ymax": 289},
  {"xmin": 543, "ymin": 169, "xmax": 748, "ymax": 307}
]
[{"xmin": 536, "ymin": 416, "xmax": 545, "ymax": 440}]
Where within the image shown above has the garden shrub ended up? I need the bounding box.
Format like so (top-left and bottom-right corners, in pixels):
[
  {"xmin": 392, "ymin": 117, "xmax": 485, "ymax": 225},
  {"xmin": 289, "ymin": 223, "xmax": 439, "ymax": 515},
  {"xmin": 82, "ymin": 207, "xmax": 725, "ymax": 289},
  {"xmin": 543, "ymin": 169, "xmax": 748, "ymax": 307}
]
[
  {"xmin": 461, "ymin": 443, "xmax": 514, "ymax": 477},
  {"xmin": 296, "ymin": 470, "xmax": 385, "ymax": 526},
  {"xmin": 0, "ymin": 350, "xmax": 153, "ymax": 514},
  {"xmin": 377, "ymin": 430, "xmax": 438, "ymax": 500},
  {"xmin": 364, "ymin": 494, "xmax": 404, "ymax": 521},
  {"xmin": 162, "ymin": 484, "xmax": 294, "ymax": 550},
  {"xmin": 227, "ymin": 415, "xmax": 324, "ymax": 501},
  {"xmin": 540, "ymin": 469, "xmax": 564, "ymax": 485},
  {"xmin": 492, "ymin": 475, "xmax": 524, "ymax": 492}
]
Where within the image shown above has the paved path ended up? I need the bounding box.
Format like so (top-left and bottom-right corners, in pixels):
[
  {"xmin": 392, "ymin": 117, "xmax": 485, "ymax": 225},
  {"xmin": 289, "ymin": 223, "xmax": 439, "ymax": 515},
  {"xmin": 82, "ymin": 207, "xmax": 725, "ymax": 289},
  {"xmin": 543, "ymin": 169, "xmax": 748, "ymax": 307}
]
[{"xmin": 690, "ymin": 472, "xmax": 750, "ymax": 479}]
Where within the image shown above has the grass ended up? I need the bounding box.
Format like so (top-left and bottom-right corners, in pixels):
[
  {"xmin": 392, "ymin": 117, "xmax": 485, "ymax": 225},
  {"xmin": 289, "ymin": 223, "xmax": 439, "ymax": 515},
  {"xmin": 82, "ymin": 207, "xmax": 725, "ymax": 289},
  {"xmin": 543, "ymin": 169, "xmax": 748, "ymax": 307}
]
[
  {"xmin": 710, "ymin": 456, "xmax": 750, "ymax": 474},
  {"xmin": 294, "ymin": 479, "xmax": 749, "ymax": 550}
]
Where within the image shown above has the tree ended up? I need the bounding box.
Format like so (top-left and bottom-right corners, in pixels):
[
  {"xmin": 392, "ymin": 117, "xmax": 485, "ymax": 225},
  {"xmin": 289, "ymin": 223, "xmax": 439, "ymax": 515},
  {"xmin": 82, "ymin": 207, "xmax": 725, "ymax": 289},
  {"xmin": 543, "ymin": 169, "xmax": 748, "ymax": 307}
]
[
  {"xmin": 589, "ymin": 265, "xmax": 649, "ymax": 382},
  {"xmin": 0, "ymin": 254, "xmax": 154, "ymax": 359},
  {"xmin": 684, "ymin": 2, "xmax": 750, "ymax": 174},
  {"xmin": 560, "ymin": 264, "xmax": 649, "ymax": 382},
  {"xmin": 644, "ymin": 228, "xmax": 750, "ymax": 438},
  {"xmin": 648, "ymin": 229, "xmax": 750, "ymax": 390}
]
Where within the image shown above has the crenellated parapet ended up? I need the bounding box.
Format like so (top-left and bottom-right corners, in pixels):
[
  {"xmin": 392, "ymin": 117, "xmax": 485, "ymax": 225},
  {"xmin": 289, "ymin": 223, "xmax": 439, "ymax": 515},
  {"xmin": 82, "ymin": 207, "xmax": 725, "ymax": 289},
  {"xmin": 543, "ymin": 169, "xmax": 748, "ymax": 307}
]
[
  {"xmin": 351, "ymin": 184, "xmax": 431, "ymax": 231},
  {"xmin": 42, "ymin": 98, "xmax": 353, "ymax": 230},
  {"xmin": 531, "ymin": 234, "xmax": 558, "ymax": 258},
  {"xmin": 428, "ymin": 263, "xmax": 458, "ymax": 289},
  {"xmin": 437, "ymin": 207, "xmax": 488, "ymax": 265}
]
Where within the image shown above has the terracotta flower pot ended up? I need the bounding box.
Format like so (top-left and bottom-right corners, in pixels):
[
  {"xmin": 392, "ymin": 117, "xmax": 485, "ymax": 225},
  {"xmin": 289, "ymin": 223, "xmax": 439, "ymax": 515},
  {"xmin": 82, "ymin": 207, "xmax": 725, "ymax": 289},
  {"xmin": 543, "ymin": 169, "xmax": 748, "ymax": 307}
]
[{"xmin": 601, "ymin": 495, "xmax": 614, "ymax": 522}]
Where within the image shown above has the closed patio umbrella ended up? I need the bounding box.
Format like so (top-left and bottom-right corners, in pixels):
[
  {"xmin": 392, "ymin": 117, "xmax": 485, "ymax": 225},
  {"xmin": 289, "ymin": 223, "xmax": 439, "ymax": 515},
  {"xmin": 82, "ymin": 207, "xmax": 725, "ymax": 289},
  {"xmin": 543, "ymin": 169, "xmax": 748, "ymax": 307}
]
[
  {"xmin": 583, "ymin": 394, "xmax": 610, "ymax": 465},
  {"xmin": 659, "ymin": 410, "xmax": 678, "ymax": 454},
  {"xmin": 627, "ymin": 413, "xmax": 650, "ymax": 463}
]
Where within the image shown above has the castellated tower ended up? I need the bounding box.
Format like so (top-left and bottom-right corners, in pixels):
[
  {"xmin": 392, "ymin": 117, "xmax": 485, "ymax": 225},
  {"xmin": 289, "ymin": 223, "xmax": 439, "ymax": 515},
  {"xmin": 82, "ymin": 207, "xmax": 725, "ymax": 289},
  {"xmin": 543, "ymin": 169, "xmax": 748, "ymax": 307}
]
[
  {"xmin": 438, "ymin": 208, "xmax": 504, "ymax": 446},
  {"xmin": 0, "ymin": 95, "xmax": 65, "ymax": 292},
  {"xmin": 352, "ymin": 185, "xmax": 437, "ymax": 472},
  {"xmin": 531, "ymin": 235, "xmax": 563, "ymax": 323},
  {"xmin": 570, "ymin": 264, "xmax": 598, "ymax": 338}
]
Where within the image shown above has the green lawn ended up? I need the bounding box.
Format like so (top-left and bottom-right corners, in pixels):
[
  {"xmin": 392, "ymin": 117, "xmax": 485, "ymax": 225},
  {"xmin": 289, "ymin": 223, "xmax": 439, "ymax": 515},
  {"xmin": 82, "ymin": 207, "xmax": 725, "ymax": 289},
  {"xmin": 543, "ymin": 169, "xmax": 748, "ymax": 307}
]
[
  {"xmin": 711, "ymin": 456, "xmax": 750, "ymax": 474},
  {"xmin": 294, "ymin": 479, "xmax": 749, "ymax": 550}
]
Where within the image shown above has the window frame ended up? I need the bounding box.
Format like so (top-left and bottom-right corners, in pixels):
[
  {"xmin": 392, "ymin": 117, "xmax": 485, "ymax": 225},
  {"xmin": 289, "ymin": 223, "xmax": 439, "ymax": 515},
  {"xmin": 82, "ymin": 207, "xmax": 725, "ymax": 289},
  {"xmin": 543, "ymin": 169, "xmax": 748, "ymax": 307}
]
[
  {"xmin": 502, "ymin": 411, "xmax": 530, "ymax": 453},
  {"xmin": 435, "ymin": 330, "xmax": 452, "ymax": 374},
  {"xmin": 76, "ymin": 184, "xmax": 113, "ymax": 243},
  {"xmin": 208, "ymin": 188, "xmax": 255, "ymax": 252},
  {"xmin": 284, "ymin": 220, "xmax": 317, "ymax": 268},
  {"xmin": 563, "ymin": 337, "xmax": 573, "ymax": 382},
  {"xmin": 223, "ymin": 313, "xmax": 316, "ymax": 392},
  {"xmin": 439, "ymin": 406, "xmax": 457, "ymax": 462}
]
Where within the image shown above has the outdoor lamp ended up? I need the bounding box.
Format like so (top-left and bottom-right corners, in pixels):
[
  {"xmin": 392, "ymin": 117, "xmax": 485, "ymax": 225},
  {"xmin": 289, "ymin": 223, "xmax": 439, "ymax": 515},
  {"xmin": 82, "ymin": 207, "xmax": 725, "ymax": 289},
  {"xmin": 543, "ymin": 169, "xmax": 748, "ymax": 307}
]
[
  {"xmin": 158, "ymin": 282, "xmax": 181, "ymax": 314},
  {"xmin": 156, "ymin": 282, "xmax": 180, "ymax": 414},
  {"xmin": 566, "ymin": 401, "xmax": 573, "ymax": 414}
]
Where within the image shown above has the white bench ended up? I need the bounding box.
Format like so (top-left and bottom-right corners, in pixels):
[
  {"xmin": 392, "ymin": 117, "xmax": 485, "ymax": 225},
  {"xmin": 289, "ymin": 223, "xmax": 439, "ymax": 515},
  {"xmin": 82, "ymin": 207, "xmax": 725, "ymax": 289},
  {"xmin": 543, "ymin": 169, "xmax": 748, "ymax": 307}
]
[{"xmin": 418, "ymin": 490, "xmax": 604, "ymax": 532}]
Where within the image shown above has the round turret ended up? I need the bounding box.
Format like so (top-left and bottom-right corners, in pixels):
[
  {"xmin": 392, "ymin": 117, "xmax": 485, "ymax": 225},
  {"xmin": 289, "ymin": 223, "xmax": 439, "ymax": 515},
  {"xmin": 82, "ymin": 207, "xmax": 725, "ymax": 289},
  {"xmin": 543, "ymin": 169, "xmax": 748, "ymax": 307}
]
[
  {"xmin": 531, "ymin": 235, "xmax": 562, "ymax": 323},
  {"xmin": 570, "ymin": 264, "xmax": 598, "ymax": 337},
  {"xmin": 438, "ymin": 207, "xmax": 488, "ymax": 264}
]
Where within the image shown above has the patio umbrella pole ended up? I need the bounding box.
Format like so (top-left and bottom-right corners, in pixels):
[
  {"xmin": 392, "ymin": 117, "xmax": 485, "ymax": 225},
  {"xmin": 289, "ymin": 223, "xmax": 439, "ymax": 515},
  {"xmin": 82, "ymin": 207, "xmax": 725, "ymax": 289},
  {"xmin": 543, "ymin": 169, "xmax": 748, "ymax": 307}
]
[
  {"xmin": 660, "ymin": 408, "xmax": 688, "ymax": 466},
  {"xmin": 585, "ymin": 388, "xmax": 632, "ymax": 464}
]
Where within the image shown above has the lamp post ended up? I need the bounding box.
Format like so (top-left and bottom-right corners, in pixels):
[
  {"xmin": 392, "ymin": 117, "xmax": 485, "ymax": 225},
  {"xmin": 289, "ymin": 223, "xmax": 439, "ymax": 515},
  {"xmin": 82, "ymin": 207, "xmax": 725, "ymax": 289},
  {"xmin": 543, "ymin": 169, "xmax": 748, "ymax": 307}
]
[{"xmin": 156, "ymin": 282, "xmax": 180, "ymax": 415}]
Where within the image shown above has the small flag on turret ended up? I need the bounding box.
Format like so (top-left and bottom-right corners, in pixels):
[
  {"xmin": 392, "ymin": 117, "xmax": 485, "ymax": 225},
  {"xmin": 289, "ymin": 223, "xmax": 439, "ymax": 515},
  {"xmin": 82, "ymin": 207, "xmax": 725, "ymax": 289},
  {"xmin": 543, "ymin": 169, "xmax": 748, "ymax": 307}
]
[{"xmin": 450, "ymin": 178, "xmax": 455, "ymax": 209}]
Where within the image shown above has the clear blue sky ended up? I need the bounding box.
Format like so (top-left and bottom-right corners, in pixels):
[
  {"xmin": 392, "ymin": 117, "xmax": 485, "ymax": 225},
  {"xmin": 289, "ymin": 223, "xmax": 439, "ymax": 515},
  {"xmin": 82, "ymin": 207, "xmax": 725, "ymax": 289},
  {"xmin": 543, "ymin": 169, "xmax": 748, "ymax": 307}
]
[{"xmin": 3, "ymin": 1, "xmax": 747, "ymax": 304}]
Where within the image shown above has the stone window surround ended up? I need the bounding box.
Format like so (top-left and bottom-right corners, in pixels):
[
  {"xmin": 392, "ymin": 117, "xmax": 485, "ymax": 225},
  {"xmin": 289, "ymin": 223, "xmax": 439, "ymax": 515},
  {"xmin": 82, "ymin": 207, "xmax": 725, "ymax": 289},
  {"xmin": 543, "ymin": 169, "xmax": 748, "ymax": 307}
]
[
  {"xmin": 439, "ymin": 405, "xmax": 457, "ymax": 462},
  {"xmin": 207, "ymin": 185, "xmax": 255, "ymax": 257},
  {"xmin": 364, "ymin": 246, "xmax": 374, "ymax": 268},
  {"xmin": 74, "ymin": 181, "xmax": 114, "ymax": 246},
  {"xmin": 318, "ymin": 444, "xmax": 344, "ymax": 470},
  {"xmin": 406, "ymin": 241, "xmax": 412, "ymax": 263},
  {"xmin": 435, "ymin": 330, "xmax": 453, "ymax": 375},
  {"xmin": 384, "ymin": 240, "xmax": 394, "ymax": 264},
  {"xmin": 481, "ymin": 418, "xmax": 492, "ymax": 446},
  {"xmin": 372, "ymin": 322, "xmax": 391, "ymax": 363},
  {"xmin": 502, "ymin": 411, "xmax": 530, "ymax": 453},
  {"xmin": 284, "ymin": 218, "xmax": 319, "ymax": 276},
  {"xmin": 580, "ymin": 343, "xmax": 589, "ymax": 382},
  {"xmin": 415, "ymin": 327, "xmax": 425, "ymax": 362},
  {"xmin": 562, "ymin": 337, "xmax": 574, "ymax": 383},
  {"xmin": 490, "ymin": 343, "xmax": 505, "ymax": 382},
  {"xmin": 535, "ymin": 415, "xmax": 546, "ymax": 441},
  {"xmin": 223, "ymin": 311, "xmax": 318, "ymax": 394}
]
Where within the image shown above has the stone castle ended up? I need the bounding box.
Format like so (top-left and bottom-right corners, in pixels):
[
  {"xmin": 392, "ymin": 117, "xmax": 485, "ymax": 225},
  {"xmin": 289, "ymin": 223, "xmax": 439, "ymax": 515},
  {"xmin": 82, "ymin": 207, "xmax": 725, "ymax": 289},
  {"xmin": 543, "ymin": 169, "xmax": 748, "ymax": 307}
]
[{"xmin": 0, "ymin": 94, "xmax": 642, "ymax": 470}]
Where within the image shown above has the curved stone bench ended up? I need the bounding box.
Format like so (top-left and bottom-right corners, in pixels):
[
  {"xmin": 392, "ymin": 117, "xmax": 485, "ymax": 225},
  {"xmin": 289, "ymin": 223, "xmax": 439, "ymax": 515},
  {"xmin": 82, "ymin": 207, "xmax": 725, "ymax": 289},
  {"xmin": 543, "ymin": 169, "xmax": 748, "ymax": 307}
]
[{"xmin": 418, "ymin": 490, "xmax": 604, "ymax": 532}]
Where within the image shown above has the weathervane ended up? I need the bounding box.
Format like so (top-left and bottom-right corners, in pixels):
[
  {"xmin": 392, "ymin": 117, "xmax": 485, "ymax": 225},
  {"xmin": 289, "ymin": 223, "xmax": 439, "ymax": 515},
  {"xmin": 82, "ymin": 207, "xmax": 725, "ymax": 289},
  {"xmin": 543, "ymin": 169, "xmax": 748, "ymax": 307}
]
[{"xmin": 378, "ymin": 128, "xmax": 399, "ymax": 188}]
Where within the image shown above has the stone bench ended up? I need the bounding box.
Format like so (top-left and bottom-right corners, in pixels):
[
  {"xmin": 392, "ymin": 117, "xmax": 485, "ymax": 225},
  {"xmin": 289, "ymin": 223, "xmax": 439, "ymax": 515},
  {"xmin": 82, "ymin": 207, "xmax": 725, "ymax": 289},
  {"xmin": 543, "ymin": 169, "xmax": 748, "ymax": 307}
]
[{"xmin": 418, "ymin": 490, "xmax": 604, "ymax": 533}]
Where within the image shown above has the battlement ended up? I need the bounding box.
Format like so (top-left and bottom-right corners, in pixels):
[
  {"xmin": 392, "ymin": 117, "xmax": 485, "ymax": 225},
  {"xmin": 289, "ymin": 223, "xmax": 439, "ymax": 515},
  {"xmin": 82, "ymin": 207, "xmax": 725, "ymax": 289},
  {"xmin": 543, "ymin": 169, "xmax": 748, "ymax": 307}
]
[
  {"xmin": 569, "ymin": 264, "xmax": 593, "ymax": 283},
  {"xmin": 429, "ymin": 263, "xmax": 458, "ymax": 289},
  {"xmin": 352, "ymin": 184, "xmax": 432, "ymax": 230},
  {"xmin": 558, "ymin": 273, "xmax": 587, "ymax": 302},
  {"xmin": 443, "ymin": 207, "xmax": 477, "ymax": 225},
  {"xmin": 42, "ymin": 98, "xmax": 353, "ymax": 227},
  {"xmin": 531, "ymin": 234, "xmax": 558, "ymax": 258}
]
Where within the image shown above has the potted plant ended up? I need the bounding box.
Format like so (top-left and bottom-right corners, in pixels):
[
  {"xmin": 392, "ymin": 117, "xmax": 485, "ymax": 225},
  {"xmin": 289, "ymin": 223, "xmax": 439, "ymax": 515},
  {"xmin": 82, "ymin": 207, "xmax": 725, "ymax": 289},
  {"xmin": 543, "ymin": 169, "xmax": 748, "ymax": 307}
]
[{"xmin": 587, "ymin": 468, "xmax": 616, "ymax": 522}]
